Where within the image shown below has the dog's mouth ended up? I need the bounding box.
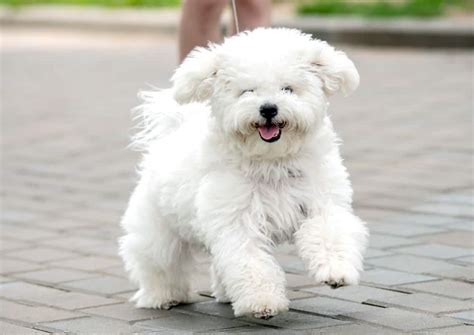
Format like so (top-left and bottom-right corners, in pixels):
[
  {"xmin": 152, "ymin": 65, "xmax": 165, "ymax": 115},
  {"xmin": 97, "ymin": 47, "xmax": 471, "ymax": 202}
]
[{"xmin": 256, "ymin": 122, "xmax": 285, "ymax": 143}]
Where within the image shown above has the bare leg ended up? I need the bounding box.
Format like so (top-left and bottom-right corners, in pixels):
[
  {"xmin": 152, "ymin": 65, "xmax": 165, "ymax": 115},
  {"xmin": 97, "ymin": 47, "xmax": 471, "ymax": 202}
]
[
  {"xmin": 230, "ymin": 0, "xmax": 272, "ymax": 34},
  {"xmin": 179, "ymin": 0, "xmax": 227, "ymax": 62}
]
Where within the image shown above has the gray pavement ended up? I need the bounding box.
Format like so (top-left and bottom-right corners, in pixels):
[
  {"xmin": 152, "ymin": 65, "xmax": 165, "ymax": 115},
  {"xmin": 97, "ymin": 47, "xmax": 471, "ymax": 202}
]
[{"xmin": 1, "ymin": 28, "xmax": 473, "ymax": 334}]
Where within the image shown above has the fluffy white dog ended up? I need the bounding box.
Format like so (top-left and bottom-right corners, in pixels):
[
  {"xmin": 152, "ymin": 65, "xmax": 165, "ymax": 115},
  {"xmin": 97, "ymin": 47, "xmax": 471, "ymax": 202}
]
[{"xmin": 120, "ymin": 28, "xmax": 368, "ymax": 319}]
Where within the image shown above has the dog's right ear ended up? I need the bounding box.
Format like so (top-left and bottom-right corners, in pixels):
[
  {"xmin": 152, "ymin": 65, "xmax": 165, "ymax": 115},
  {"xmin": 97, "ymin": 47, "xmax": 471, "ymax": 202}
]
[{"xmin": 171, "ymin": 46, "xmax": 218, "ymax": 104}]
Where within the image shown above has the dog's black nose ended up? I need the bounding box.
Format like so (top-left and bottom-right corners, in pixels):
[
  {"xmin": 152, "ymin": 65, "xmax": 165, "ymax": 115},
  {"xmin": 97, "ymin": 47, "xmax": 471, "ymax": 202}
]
[{"xmin": 260, "ymin": 104, "xmax": 278, "ymax": 119}]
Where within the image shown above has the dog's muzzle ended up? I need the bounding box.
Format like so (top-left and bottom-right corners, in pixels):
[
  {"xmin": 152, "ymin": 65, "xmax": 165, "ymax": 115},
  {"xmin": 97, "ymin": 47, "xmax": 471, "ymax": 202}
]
[{"xmin": 257, "ymin": 103, "xmax": 284, "ymax": 143}]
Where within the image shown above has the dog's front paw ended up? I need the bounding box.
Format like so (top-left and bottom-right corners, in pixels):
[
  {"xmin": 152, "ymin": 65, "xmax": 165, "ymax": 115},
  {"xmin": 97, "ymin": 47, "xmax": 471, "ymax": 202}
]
[
  {"xmin": 313, "ymin": 260, "xmax": 360, "ymax": 289},
  {"xmin": 131, "ymin": 288, "xmax": 186, "ymax": 310},
  {"xmin": 233, "ymin": 293, "xmax": 289, "ymax": 319}
]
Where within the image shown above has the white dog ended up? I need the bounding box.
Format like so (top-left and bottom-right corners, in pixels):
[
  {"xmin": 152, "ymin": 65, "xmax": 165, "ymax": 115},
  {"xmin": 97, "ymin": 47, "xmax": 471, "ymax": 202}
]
[{"xmin": 120, "ymin": 28, "xmax": 368, "ymax": 319}]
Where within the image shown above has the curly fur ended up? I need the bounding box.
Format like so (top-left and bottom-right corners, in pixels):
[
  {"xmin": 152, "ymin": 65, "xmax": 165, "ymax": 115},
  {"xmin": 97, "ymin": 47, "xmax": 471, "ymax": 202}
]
[{"xmin": 119, "ymin": 28, "xmax": 368, "ymax": 318}]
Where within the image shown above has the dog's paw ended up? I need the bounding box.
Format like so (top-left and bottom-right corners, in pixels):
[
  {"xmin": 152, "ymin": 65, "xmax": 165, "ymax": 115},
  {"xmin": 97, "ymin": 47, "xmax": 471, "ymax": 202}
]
[
  {"xmin": 313, "ymin": 260, "xmax": 360, "ymax": 289},
  {"xmin": 233, "ymin": 293, "xmax": 289, "ymax": 319},
  {"xmin": 253, "ymin": 307, "xmax": 279, "ymax": 320},
  {"xmin": 214, "ymin": 293, "xmax": 231, "ymax": 304},
  {"xmin": 131, "ymin": 289, "xmax": 185, "ymax": 310}
]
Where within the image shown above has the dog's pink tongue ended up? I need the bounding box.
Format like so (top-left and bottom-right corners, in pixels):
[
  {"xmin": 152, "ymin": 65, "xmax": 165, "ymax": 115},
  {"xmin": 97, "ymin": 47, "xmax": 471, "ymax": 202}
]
[{"xmin": 258, "ymin": 125, "xmax": 279, "ymax": 140}]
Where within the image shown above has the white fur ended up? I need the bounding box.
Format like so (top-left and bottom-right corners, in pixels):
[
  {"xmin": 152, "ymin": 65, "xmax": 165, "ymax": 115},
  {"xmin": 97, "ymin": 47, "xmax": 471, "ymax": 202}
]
[{"xmin": 120, "ymin": 28, "xmax": 368, "ymax": 318}]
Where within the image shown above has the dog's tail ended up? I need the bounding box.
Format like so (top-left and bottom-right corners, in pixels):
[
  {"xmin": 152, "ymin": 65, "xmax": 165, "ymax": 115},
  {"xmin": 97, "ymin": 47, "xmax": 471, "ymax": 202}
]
[{"xmin": 130, "ymin": 89, "xmax": 184, "ymax": 151}]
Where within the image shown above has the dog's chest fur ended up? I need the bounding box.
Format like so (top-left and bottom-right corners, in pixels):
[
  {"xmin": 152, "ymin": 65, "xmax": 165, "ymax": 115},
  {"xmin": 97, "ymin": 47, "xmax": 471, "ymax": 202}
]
[{"xmin": 242, "ymin": 160, "xmax": 314, "ymax": 243}]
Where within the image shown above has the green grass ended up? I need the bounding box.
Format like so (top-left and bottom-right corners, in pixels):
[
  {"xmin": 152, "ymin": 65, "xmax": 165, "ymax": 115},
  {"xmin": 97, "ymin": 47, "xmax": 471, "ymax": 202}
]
[
  {"xmin": 0, "ymin": 0, "xmax": 180, "ymax": 8},
  {"xmin": 298, "ymin": 0, "xmax": 473, "ymax": 17}
]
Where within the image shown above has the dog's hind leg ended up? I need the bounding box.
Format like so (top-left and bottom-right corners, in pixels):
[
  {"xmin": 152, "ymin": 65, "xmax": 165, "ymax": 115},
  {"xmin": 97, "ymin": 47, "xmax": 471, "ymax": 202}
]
[
  {"xmin": 120, "ymin": 232, "xmax": 191, "ymax": 309},
  {"xmin": 119, "ymin": 183, "xmax": 191, "ymax": 309}
]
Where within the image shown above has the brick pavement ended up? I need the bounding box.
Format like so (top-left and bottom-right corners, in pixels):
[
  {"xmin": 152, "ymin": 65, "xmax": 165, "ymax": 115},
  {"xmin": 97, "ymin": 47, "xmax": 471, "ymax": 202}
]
[{"xmin": 1, "ymin": 28, "xmax": 473, "ymax": 334}]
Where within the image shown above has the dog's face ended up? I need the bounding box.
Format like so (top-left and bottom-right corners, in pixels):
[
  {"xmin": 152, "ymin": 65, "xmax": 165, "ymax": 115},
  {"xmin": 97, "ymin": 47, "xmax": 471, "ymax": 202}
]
[{"xmin": 172, "ymin": 28, "xmax": 359, "ymax": 159}]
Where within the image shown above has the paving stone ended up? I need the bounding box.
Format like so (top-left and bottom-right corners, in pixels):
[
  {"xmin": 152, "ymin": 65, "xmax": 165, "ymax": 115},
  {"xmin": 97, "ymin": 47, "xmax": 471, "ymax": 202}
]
[
  {"xmin": 445, "ymin": 310, "xmax": 474, "ymax": 324},
  {"xmin": 136, "ymin": 311, "xmax": 252, "ymax": 332},
  {"xmin": 0, "ymin": 281, "xmax": 68, "ymax": 304},
  {"xmin": 412, "ymin": 203, "xmax": 473, "ymax": 218},
  {"xmin": 1, "ymin": 210, "xmax": 42, "ymax": 224},
  {"xmin": 0, "ymin": 239, "xmax": 29, "ymax": 252},
  {"xmin": 447, "ymin": 310, "xmax": 474, "ymax": 325},
  {"xmin": 82, "ymin": 242, "xmax": 120, "ymax": 258},
  {"xmin": 48, "ymin": 256, "xmax": 122, "ymax": 271},
  {"xmin": 347, "ymin": 307, "xmax": 461, "ymax": 331},
  {"xmin": 369, "ymin": 223, "xmax": 447, "ymax": 237},
  {"xmin": 244, "ymin": 311, "xmax": 349, "ymax": 330},
  {"xmin": 60, "ymin": 275, "xmax": 136, "ymax": 295},
  {"xmin": 0, "ymin": 299, "xmax": 80, "ymax": 323},
  {"xmin": 49, "ymin": 291, "xmax": 122, "ymax": 310},
  {"xmin": 0, "ymin": 321, "xmax": 47, "ymax": 334},
  {"xmin": 454, "ymin": 255, "xmax": 474, "ymax": 265},
  {"xmin": 383, "ymin": 214, "xmax": 464, "ymax": 227},
  {"xmin": 391, "ymin": 244, "xmax": 473, "ymax": 260},
  {"xmin": 449, "ymin": 220, "xmax": 474, "ymax": 232},
  {"xmin": 285, "ymin": 273, "xmax": 316, "ymax": 288},
  {"xmin": 373, "ymin": 293, "xmax": 473, "ymax": 313},
  {"xmin": 12, "ymin": 268, "xmax": 97, "ymax": 284},
  {"xmin": 42, "ymin": 316, "xmax": 135, "ymax": 333},
  {"xmin": 366, "ymin": 255, "xmax": 470, "ymax": 275},
  {"xmin": 361, "ymin": 268, "xmax": 437, "ymax": 286},
  {"xmin": 426, "ymin": 264, "xmax": 473, "ymax": 281},
  {"xmin": 101, "ymin": 265, "xmax": 128, "ymax": 278},
  {"xmin": 418, "ymin": 231, "xmax": 474, "ymax": 249},
  {"xmin": 364, "ymin": 248, "xmax": 394, "ymax": 259},
  {"xmin": 39, "ymin": 236, "xmax": 106, "ymax": 250},
  {"xmin": 414, "ymin": 325, "xmax": 474, "ymax": 335},
  {"xmin": 114, "ymin": 291, "xmax": 134, "ymax": 301},
  {"xmin": 302, "ymin": 284, "xmax": 407, "ymax": 303},
  {"xmin": 0, "ymin": 276, "xmax": 14, "ymax": 283},
  {"xmin": 5, "ymin": 247, "xmax": 80, "ymax": 263},
  {"xmin": 0, "ymin": 258, "xmax": 42, "ymax": 274},
  {"xmin": 313, "ymin": 323, "xmax": 400, "ymax": 335},
  {"xmin": 0, "ymin": 224, "xmax": 60, "ymax": 241},
  {"xmin": 401, "ymin": 280, "xmax": 474, "ymax": 299},
  {"xmin": 428, "ymin": 192, "xmax": 474, "ymax": 206},
  {"xmin": 0, "ymin": 281, "xmax": 120, "ymax": 309},
  {"xmin": 286, "ymin": 289, "xmax": 315, "ymax": 301},
  {"xmin": 290, "ymin": 296, "xmax": 382, "ymax": 316},
  {"xmin": 368, "ymin": 234, "xmax": 417, "ymax": 249},
  {"xmin": 179, "ymin": 301, "xmax": 235, "ymax": 318},
  {"xmin": 82, "ymin": 302, "xmax": 169, "ymax": 322},
  {"xmin": 200, "ymin": 326, "xmax": 266, "ymax": 333}
]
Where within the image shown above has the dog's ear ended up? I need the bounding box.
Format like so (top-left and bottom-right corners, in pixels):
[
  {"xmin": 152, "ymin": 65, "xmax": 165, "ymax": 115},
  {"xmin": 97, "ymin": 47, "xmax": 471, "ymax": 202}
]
[
  {"xmin": 171, "ymin": 46, "xmax": 218, "ymax": 104},
  {"xmin": 308, "ymin": 40, "xmax": 359, "ymax": 96}
]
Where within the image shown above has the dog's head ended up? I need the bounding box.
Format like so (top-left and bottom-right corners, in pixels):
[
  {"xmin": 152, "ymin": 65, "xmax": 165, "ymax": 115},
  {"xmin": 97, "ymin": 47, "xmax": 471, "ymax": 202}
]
[{"xmin": 172, "ymin": 28, "xmax": 359, "ymax": 159}]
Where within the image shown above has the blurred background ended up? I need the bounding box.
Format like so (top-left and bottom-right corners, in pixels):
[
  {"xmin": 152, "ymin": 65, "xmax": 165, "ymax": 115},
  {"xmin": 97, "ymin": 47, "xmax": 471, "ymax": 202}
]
[{"xmin": 0, "ymin": 1, "xmax": 473, "ymax": 334}]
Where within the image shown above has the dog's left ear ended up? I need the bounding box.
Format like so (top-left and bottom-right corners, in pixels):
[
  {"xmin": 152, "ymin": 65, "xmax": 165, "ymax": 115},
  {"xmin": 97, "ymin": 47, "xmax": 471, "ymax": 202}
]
[
  {"xmin": 308, "ymin": 40, "xmax": 360, "ymax": 96},
  {"xmin": 171, "ymin": 45, "xmax": 218, "ymax": 104}
]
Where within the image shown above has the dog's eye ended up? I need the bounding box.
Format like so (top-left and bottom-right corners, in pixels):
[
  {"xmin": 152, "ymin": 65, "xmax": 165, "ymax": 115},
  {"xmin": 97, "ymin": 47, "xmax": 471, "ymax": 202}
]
[
  {"xmin": 240, "ymin": 89, "xmax": 254, "ymax": 96},
  {"xmin": 282, "ymin": 86, "xmax": 293, "ymax": 93}
]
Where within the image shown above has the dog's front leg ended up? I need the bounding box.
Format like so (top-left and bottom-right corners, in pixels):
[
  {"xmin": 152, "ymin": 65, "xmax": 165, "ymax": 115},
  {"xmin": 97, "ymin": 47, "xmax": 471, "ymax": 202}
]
[
  {"xmin": 295, "ymin": 202, "xmax": 368, "ymax": 288},
  {"xmin": 208, "ymin": 226, "xmax": 289, "ymax": 319},
  {"xmin": 196, "ymin": 172, "xmax": 288, "ymax": 318}
]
